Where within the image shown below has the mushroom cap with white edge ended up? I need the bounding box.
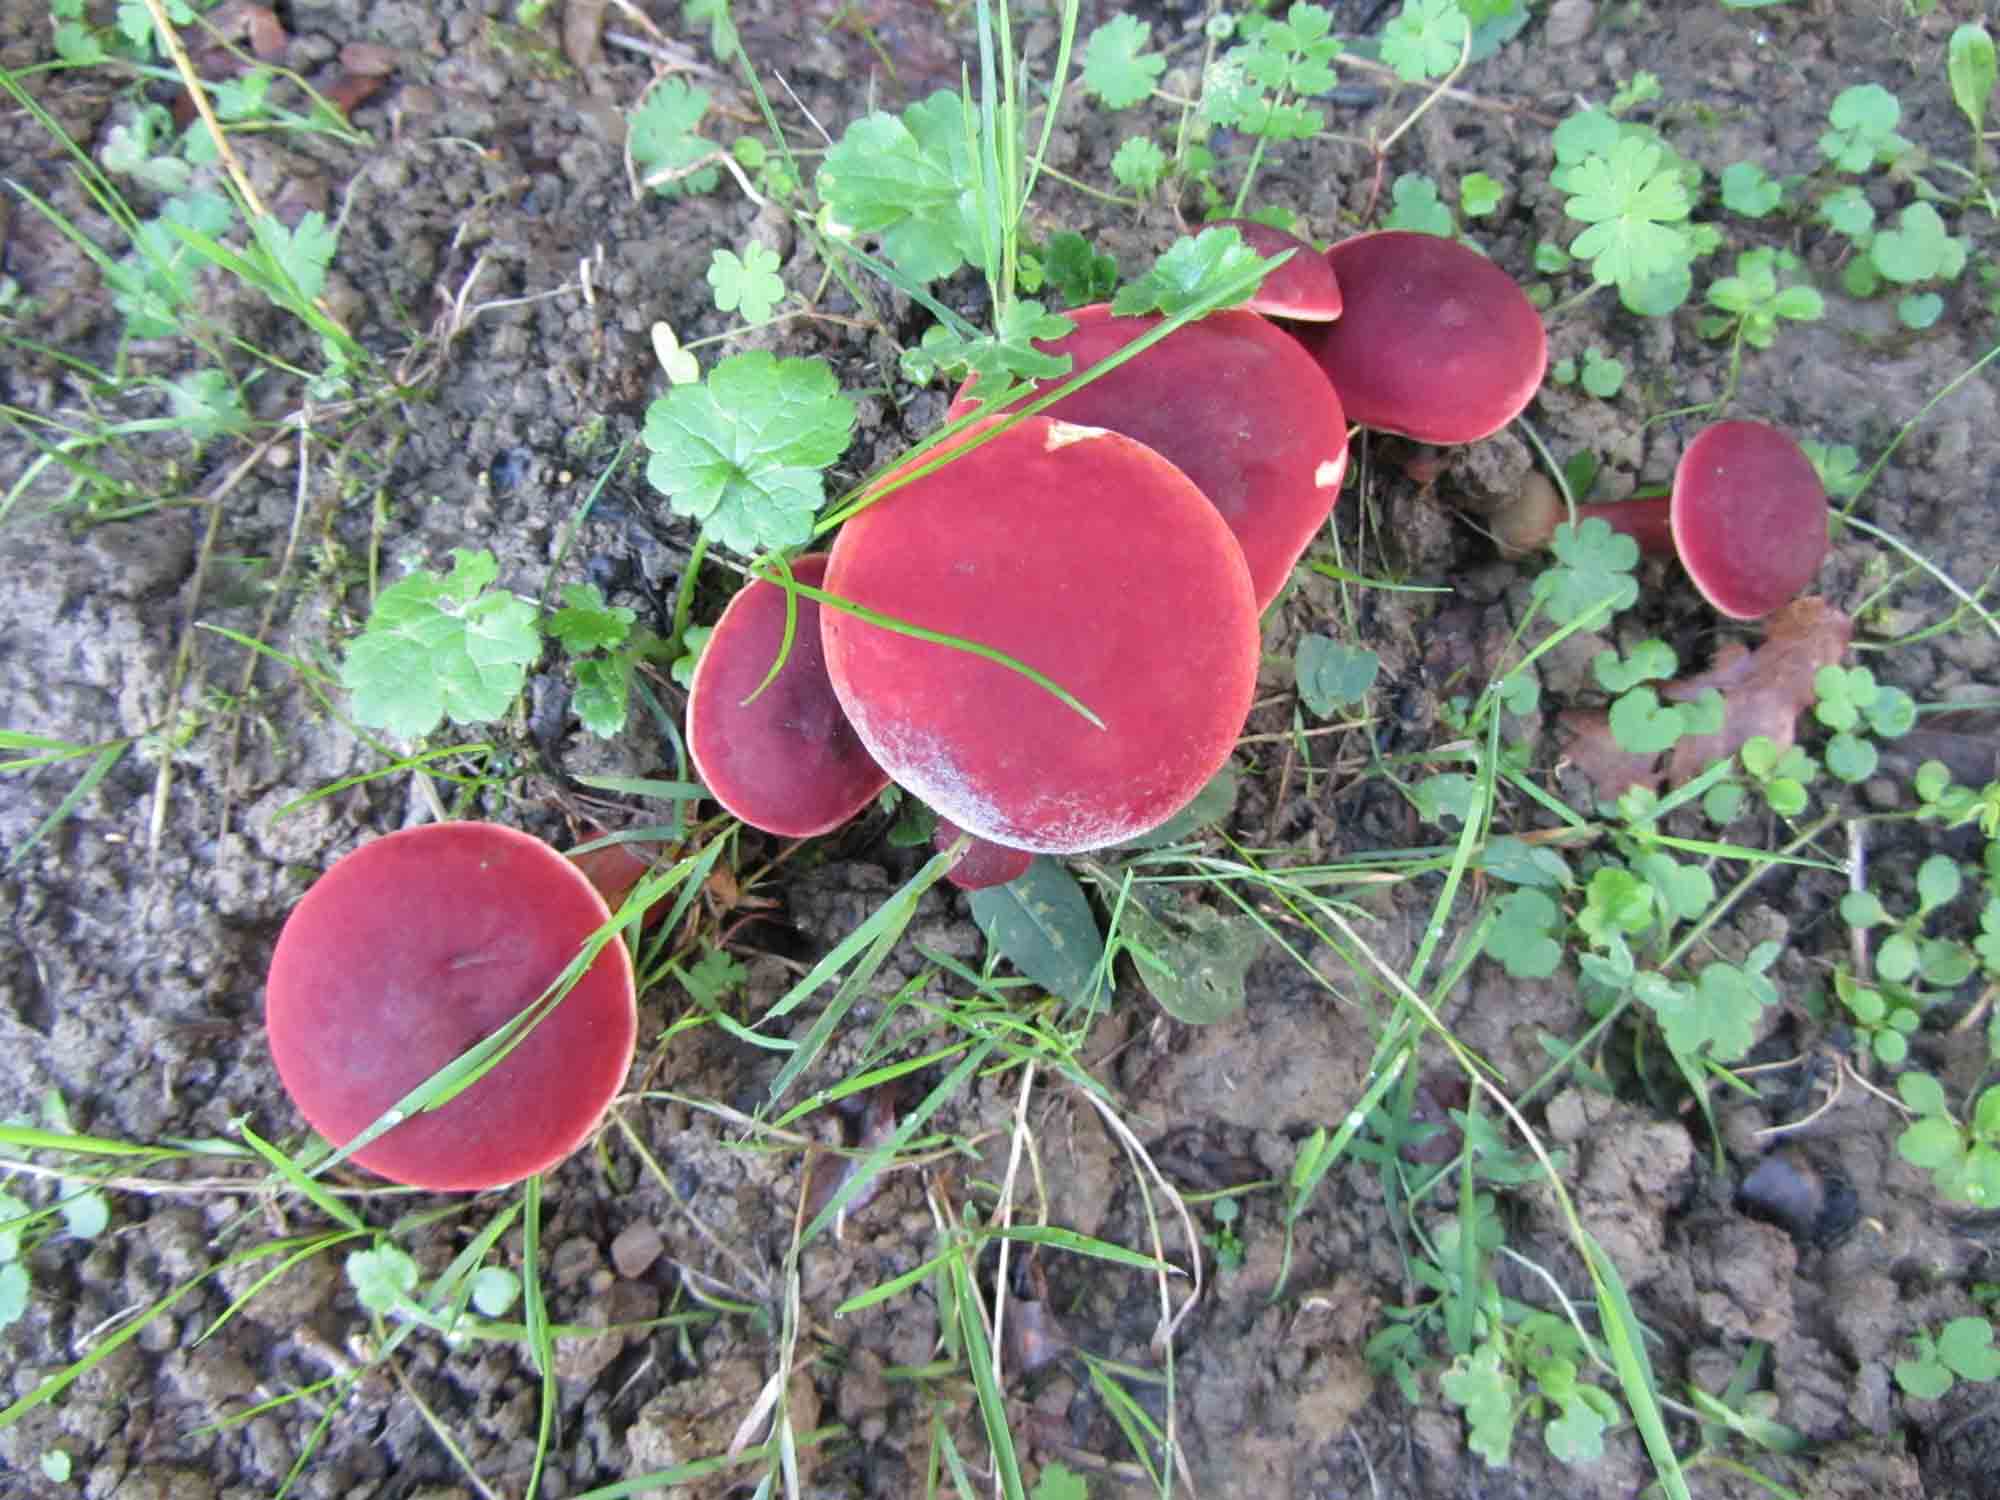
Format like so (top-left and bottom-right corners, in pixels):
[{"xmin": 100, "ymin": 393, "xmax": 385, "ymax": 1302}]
[{"xmin": 821, "ymin": 415, "xmax": 1260, "ymax": 854}]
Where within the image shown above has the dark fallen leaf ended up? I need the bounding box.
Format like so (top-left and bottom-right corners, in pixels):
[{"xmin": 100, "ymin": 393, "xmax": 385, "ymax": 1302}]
[
  {"xmin": 212, "ymin": 0, "xmax": 288, "ymax": 60},
  {"xmin": 1558, "ymin": 706, "xmax": 1663, "ymax": 800},
  {"xmin": 1559, "ymin": 598, "xmax": 1854, "ymax": 802},
  {"xmin": 1004, "ymin": 1298, "xmax": 1072, "ymax": 1377},
  {"xmin": 338, "ymin": 42, "xmax": 400, "ymax": 76},
  {"xmin": 1662, "ymin": 597, "xmax": 1853, "ymax": 783},
  {"xmin": 322, "ymin": 72, "xmax": 388, "ymax": 120},
  {"xmin": 563, "ymin": 0, "xmax": 609, "ymax": 72},
  {"xmin": 1882, "ymin": 709, "xmax": 2000, "ymax": 786},
  {"xmin": 800, "ymin": 1083, "xmax": 901, "ymax": 1229}
]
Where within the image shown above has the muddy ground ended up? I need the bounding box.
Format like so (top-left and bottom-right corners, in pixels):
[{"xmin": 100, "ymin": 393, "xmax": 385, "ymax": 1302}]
[{"xmin": 4, "ymin": 0, "xmax": 2000, "ymax": 1496}]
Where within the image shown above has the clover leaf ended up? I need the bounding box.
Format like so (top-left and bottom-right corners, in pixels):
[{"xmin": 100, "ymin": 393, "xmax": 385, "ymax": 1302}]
[
  {"xmin": 1533, "ymin": 518, "xmax": 1639, "ymax": 627},
  {"xmin": 707, "ymin": 243, "xmax": 786, "ymax": 323}
]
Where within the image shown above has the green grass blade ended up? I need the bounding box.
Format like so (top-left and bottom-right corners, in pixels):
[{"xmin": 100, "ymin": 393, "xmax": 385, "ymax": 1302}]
[{"xmin": 5, "ymin": 739, "xmax": 129, "ymax": 871}]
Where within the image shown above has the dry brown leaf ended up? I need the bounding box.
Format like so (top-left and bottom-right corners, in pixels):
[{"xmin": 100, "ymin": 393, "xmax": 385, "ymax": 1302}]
[
  {"xmin": 563, "ymin": 0, "xmax": 609, "ymax": 73},
  {"xmin": 1662, "ymin": 597, "xmax": 1853, "ymax": 783},
  {"xmin": 1557, "ymin": 597, "xmax": 1854, "ymax": 803},
  {"xmin": 1558, "ymin": 707, "xmax": 1663, "ymax": 799}
]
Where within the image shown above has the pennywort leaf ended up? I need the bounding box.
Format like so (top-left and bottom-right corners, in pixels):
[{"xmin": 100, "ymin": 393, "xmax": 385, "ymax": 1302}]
[
  {"xmin": 339, "ymin": 550, "xmax": 541, "ymax": 738},
  {"xmin": 641, "ymin": 351, "xmax": 857, "ymax": 555}
]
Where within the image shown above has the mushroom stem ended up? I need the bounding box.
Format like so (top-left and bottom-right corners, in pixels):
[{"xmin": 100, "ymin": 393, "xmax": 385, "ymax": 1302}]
[
  {"xmin": 1576, "ymin": 493, "xmax": 1674, "ymax": 558},
  {"xmin": 1482, "ymin": 475, "xmax": 1674, "ymax": 559}
]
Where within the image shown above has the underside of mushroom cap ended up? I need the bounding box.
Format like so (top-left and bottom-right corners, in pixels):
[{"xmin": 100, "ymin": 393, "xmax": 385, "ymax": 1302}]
[
  {"xmin": 1671, "ymin": 420, "xmax": 1829, "ymax": 620},
  {"xmin": 687, "ymin": 552, "xmax": 890, "ymax": 837},
  {"xmin": 265, "ymin": 821, "xmax": 636, "ymax": 1192},
  {"xmin": 1301, "ymin": 230, "xmax": 1547, "ymax": 445},
  {"xmin": 821, "ymin": 416, "xmax": 1260, "ymax": 854},
  {"xmin": 947, "ymin": 304, "xmax": 1347, "ymax": 609},
  {"xmin": 1203, "ymin": 218, "xmax": 1343, "ymax": 321}
]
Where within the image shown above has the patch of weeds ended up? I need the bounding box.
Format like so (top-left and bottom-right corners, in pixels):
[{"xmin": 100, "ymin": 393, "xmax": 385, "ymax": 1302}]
[{"xmin": 1199, "ymin": 1195, "xmax": 1247, "ymax": 1272}]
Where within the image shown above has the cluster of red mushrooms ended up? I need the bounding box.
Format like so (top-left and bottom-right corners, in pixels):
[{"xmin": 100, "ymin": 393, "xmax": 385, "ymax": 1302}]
[{"xmin": 264, "ymin": 227, "xmax": 1833, "ymax": 1191}]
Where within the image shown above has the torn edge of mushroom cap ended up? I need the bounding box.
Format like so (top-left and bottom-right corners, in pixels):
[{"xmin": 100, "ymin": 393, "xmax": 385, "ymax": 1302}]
[
  {"xmin": 1670, "ymin": 420, "xmax": 1830, "ymax": 621},
  {"xmin": 1203, "ymin": 218, "xmax": 1343, "ymax": 321},
  {"xmin": 686, "ymin": 553, "xmax": 891, "ymax": 837},
  {"xmin": 1306, "ymin": 230, "xmax": 1546, "ymax": 445}
]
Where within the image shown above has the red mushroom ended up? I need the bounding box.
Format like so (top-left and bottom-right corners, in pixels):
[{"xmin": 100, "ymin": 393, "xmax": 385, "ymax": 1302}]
[
  {"xmin": 686, "ymin": 552, "xmax": 891, "ymax": 837},
  {"xmin": 265, "ymin": 822, "xmax": 637, "ymax": 1192},
  {"xmin": 1489, "ymin": 421, "xmax": 1829, "ymax": 621},
  {"xmin": 948, "ymin": 304, "xmax": 1347, "ymax": 609},
  {"xmin": 934, "ymin": 817, "xmax": 1034, "ymax": 891},
  {"xmin": 1660, "ymin": 420, "xmax": 1830, "ymax": 621},
  {"xmin": 1297, "ymin": 230, "xmax": 1547, "ymax": 445},
  {"xmin": 821, "ymin": 415, "xmax": 1260, "ymax": 853},
  {"xmin": 1201, "ymin": 218, "xmax": 1343, "ymax": 321}
]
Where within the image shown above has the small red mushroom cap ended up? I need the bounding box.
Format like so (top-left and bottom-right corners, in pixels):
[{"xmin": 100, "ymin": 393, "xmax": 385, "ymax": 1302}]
[
  {"xmin": 265, "ymin": 822, "xmax": 637, "ymax": 1192},
  {"xmin": 935, "ymin": 818, "xmax": 1034, "ymax": 891},
  {"xmin": 947, "ymin": 305, "xmax": 1347, "ymax": 609},
  {"xmin": 1202, "ymin": 218, "xmax": 1343, "ymax": 321},
  {"xmin": 1671, "ymin": 420, "xmax": 1829, "ymax": 620},
  {"xmin": 687, "ymin": 553, "xmax": 890, "ymax": 837},
  {"xmin": 822, "ymin": 415, "xmax": 1260, "ymax": 854},
  {"xmin": 1300, "ymin": 230, "xmax": 1547, "ymax": 444}
]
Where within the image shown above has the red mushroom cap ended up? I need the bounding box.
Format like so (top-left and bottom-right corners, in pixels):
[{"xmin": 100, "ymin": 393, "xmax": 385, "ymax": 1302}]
[
  {"xmin": 1670, "ymin": 420, "xmax": 1829, "ymax": 620},
  {"xmin": 265, "ymin": 822, "xmax": 636, "ymax": 1192},
  {"xmin": 822, "ymin": 415, "xmax": 1259, "ymax": 853},
  {"xmin": 1202, "ymin": 218, "xmax": 1343, "ymax": 321},
  {"xmin": 947, "ymin": 305, "xmax": 1347, "ymax": 609},
  {"xmin": 935, "ymin": 817, "xmax": 1034, "ymax": 891},
  {"xmin": 1300, "ymin": 230, "xmax": 1546, "ymax": 444},
  {"xmin": 687, "ymin": 552, "xmax": 891, "ymax": 837}
]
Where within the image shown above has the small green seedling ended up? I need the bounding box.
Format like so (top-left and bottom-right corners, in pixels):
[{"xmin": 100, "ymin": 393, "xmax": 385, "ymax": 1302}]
[
  {"xmin": 1294, "ymin": 637, "xmax": 1380, "ymax": 718},
  {"xmin": 1700, "ymin": 248, "xmax": 1824, "ymax": 350},
  {"xmin": 1549, "ymin": 347, "xmax": 1626, "ymax": 398},
  {"xmin": 339, "ymin": 550, "xmax": 541, "ymax": 739},
  {"xmin": 1897, "ymin": 1071, "xmax": 2000, "ymax": 1205},
  {"xmin": 1384, "ymin": 173, "xmax": 1456, "ymax": 237},
  {"xmin": 1532, "ymin": 518, "xmax": 1640, "ymax": 628},
  {"xmin": 1553, "ymin": 109, "xmax": 1701, "ymax": 313},
  {"xmin": 707, "ymin": 243, "xmax": 787, "ymax": 323},
  {"xmin": 1079, "ymin": 14, "xmax": 1164, "ymax": 109},
  {"xmin": 1894, "ymin": 1315, "xmax": 2000, "ymax": 1398},
  {"xmin": 1812, "ymin": 664, "xmax": 1916, "ymax": 784},
  {"xmin": 1379, "ymin": 0, "xmax": 1471, "ymax": 83},
  {"xmin": 1717, "ymin": 160, "xmax": 1783, "ymax": 218},
  {"xmin": 1202, "ymin": 1196, "xmax": 1247, "ymax": 1272},
  {"xmin": 630, "ymin": 78, "xmax": 722, "ymax": 197},
  {"xmin": 1818, "ymin": 84, "xmax": 1911, "ymax": 174}
]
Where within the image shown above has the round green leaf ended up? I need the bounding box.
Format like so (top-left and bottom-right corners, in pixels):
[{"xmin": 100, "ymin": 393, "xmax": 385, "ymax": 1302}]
[{"xmin": 1899, "ymin": 1116, "xmax": 1966, "ymax": 1170}]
